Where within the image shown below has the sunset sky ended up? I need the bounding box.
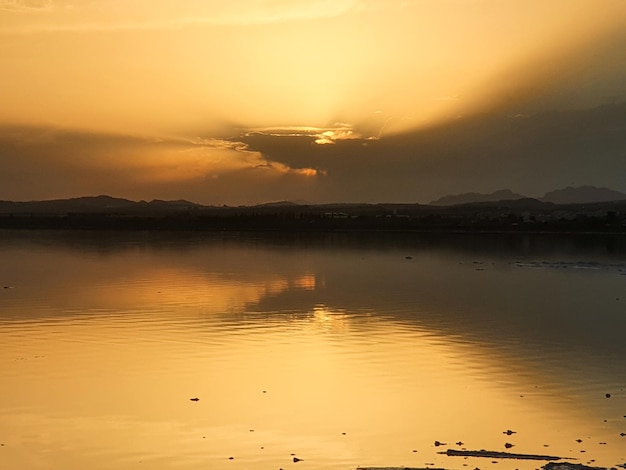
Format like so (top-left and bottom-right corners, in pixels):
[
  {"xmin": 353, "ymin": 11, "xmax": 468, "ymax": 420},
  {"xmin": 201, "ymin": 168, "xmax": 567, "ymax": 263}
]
[{"xmin": 1, "ymin": 0, "xmax": 625, "ymax": 205}]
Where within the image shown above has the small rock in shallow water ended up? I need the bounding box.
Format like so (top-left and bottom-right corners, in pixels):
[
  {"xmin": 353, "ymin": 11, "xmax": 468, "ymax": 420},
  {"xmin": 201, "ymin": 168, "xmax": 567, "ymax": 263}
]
[
  {"xmin": 605, "ymin": 393, "xmax": 611, "ymax": 398},
  {"xmin": 190, "ymin": 397, "xmax": 199, "ymax": 401}
]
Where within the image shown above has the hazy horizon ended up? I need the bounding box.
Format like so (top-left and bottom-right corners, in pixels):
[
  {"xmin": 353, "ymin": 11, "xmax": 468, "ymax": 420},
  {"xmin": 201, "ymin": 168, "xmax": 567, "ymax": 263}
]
[{"xmin": 1, "ymin": 0, "xmax": 625, "ymax": 205}]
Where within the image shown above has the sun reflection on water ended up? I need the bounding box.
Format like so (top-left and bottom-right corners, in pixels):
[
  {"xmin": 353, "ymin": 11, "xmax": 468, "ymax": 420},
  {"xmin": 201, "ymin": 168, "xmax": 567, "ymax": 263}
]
[{"xmin": 1, "ymin": 232, "xmax": 625, "ymax": 470}]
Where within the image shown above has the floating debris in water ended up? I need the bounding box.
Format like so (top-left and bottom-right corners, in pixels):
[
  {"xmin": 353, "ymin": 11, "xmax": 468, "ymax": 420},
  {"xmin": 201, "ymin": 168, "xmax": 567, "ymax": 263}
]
[
  {"xmin": 543, "ymin": 462, "xmax": 611, "ymax": 470},
  {"xmin": 357, "ymin": 467, "xmax": 447, "ymax": 470},
  {"xmin": 441, "ymin": 449, "xmax": 563, "ymax": 461},
  {"xmin": 505, "ymin": 443, "xmax": 515, "ymax": 449},
  {"xmin": 293, "ymin": 456, "xmax": 302, "ymax": 462},
  {"xmin": 503, "ymin": 430, "xmax": 516, "ymax": 435},
  {"xmin": 434, "ymin": 441, "xmax": 447, "ymax": 447},
  {"xmin": 605, "ymin": 393, "xmax": 611, "ymax": 398},
  {"xmin": 189, "ymin": 397, "xmax": 200, "ymax": 401}
]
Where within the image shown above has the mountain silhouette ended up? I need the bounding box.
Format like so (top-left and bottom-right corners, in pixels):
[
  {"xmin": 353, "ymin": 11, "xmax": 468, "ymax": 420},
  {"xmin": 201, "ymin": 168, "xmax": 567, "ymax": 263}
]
[
  {"xmin": 0, "ymin": 195, "xmax": 202, "ymax": 214},
  {"xmin": 430, "ymin": 189, "xmax": 527, "ymax": 206},
  {"xmin": 430, "ymin": 186, "xmax": 626, "ymax": 206},
  {"xmin": 540, "ymin": 186, "xmax": 626, "ymax": 204}
]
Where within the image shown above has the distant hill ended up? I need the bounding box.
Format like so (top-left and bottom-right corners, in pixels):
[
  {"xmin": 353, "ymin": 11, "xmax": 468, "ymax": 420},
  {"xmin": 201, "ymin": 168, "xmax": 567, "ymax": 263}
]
[
  {"xmin": 0, "ymin": 195, "xmax": 202, "ymax": 214},
  {"xmin": 254, "ymin": 201, "xmax": 300, "ymax": 207},
  {"xmin": 455, "ymin": 197, "xmax": 553, "ymax": 210},
  {"xmin": 430, "ymin": 189, "xmax": 526, "ymax": 206},
  {"xmin": 540, "ymin": 186, "xmax": 626, "ymax": 204}
]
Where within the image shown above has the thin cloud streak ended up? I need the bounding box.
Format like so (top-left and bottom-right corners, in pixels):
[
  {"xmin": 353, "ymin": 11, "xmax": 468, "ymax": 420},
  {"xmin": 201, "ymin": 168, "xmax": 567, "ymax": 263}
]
[
  {"xmin": 0, "ymin": 0, "xmax": 366, "ymax": 34},
  {"xmin": 0, "ymin": 0, "xmax": 53, "ymax": 12}
]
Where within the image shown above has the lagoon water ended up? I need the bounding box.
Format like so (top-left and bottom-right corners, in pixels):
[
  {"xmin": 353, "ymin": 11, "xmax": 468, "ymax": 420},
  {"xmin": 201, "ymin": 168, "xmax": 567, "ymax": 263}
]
[{"xmin": 1, "ymin": 230, "xmax": 625, "ymax": 470}]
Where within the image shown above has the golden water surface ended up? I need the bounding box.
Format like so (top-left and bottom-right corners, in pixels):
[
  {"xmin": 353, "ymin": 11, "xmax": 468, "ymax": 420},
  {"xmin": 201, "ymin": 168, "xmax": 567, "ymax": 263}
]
[{"xmin": 1, "ymin": 231, "xmax": 625, "ymax": 470}]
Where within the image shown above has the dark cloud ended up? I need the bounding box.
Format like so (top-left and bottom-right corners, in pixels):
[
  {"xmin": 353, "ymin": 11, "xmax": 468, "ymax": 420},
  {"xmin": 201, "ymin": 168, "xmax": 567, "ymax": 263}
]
[
  {"xmin": 0, "ymin": 125, "xmax": 322, "ymax": 204},
  {"xmin": 237, "ymin": 103, "xmax": 626, "ymax": 203},
  {"xmin": 466, "ymin": 21, "xmax": 626, "ymax": 116},
  {"xmin": 1, "ymin": 102, "xmax": 624, "ymax": 205}
]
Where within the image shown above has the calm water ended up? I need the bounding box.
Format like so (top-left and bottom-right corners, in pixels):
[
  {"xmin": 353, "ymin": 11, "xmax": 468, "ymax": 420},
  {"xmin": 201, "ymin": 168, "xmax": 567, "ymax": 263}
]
[{"xmin": 1, "ymin": 230, "xmax": 625, "ymax": 470}]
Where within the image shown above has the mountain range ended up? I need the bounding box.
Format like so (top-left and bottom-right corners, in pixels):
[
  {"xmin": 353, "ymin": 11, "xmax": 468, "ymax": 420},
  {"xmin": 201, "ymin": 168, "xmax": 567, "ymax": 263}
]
[
  {"xmin": 0, "ymin": 186, "xmax": 625, "ymax": 216},
  {"xmin": 430, "ymin": 186, "xmax": 626, "ymax": 206}
]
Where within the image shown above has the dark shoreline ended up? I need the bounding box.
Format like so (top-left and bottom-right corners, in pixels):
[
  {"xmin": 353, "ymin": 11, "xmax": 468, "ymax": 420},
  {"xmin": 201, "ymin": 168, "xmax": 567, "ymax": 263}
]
[
  {"xmin": 1, "ymin": 213, "xmax": 625, "ymax": 234},
  {"xmin": 1, "ymin": 195, "xmax": 625, "ymax": 234}
]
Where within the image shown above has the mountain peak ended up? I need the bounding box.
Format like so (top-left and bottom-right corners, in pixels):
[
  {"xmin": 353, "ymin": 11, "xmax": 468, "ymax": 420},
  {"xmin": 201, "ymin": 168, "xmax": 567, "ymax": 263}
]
[{"xmin": 541, "ymin": 186, "xmax": 626, "ymax": 204}]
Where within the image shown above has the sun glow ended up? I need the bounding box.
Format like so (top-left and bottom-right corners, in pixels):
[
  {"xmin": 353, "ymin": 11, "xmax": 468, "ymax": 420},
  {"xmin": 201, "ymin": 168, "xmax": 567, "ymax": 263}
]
[
  {"xmin": 0, "ymin": 1, "xmax": 625, "ymax": 203},
  {"xmin": 245, "ymin": 124, "xmax": 364, "ymax": 145},
  {"xmin": 1, "ymin": 1, "xmax": 623, "ymax": 137}
]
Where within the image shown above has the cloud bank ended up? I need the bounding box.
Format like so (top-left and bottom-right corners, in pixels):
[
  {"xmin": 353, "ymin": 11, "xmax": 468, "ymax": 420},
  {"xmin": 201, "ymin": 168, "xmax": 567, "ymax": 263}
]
[
  {"xmin": 1, "ymin": 103, "xmax": 624, "ymax": 205},
  {"xmin": 0, "ymin": 126, "xmax": 320, "ymax": 204}
]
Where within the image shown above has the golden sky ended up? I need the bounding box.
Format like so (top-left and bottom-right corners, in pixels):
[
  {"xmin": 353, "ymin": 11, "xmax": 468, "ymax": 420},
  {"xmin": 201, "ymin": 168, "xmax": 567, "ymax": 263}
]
[{"xmin": 1, "ymin": 0, "xmax": 625, "ymax": 204}]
